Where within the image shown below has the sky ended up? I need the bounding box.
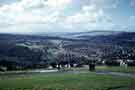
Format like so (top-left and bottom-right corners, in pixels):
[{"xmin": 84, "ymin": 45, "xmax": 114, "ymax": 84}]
[{"xmin": 0, "ymin": 0, "xmax": 135, "ymax": 33}]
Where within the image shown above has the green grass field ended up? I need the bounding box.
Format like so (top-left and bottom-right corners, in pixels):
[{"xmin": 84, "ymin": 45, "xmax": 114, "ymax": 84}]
[{"xmin": 0, "ymin": 72, "xmax": 134, "ymax": 90}]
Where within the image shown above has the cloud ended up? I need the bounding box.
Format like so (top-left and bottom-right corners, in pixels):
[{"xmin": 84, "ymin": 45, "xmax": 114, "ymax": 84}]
[
  {"xmin": 0, "ymin": 0, "xmax": 61, "ymax": 24},
  {"xmin": 65, "ymin": 5, "xmax": 99, "ymax": 24},
  {"xmin": 126, "ymin": 16, "xmax": 135, "ymax": 30},
  {"xmin": 129, "ymin": 0, "xmax": 135, "ymax": 7},
  {"xmin": 128, "ymin": 16, "xmax": 135, "ymax": 26},
  {"xmin": 0, "ymin": 0, "xmax": 130, "ymax": 33},
  {"xmin": 45, "ymin": 0, "xmax": 72, "ymax": 9}
]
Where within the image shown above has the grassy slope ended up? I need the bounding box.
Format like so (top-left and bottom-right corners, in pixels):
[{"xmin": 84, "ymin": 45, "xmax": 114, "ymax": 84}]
[{"xmin": 0, "ymin": 72, "xmax": 134, "ymax": 90}]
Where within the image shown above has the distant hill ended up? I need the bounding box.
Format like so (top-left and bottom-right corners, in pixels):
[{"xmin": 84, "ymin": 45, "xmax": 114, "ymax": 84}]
[{"xmin": 0, "ymin": 31, "xmax": 135, "ymax": 70}]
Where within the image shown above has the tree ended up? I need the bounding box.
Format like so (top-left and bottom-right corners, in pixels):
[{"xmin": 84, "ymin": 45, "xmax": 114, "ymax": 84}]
[{"xmin": 82, "ymin": 56, "xmax": 96, "ymax": 71}]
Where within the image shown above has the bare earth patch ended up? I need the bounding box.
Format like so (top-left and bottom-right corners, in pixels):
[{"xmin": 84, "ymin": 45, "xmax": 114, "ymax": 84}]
[{"xmin": 127, "ymin": 85, "xmax": 135, "ymax": 90}]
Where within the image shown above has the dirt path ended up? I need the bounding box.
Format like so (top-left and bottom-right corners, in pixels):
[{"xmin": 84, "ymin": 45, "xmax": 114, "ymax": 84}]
[
  {"xmin": 128, "ymin": 85, "xmax": 135, "ymax": 90},
  {"xmin": 95, "ymin": 71, "xmax": 135, "ymax": 78},
  {"xmin": 1, "ymin": 69, "xmax": 135, "ymax": 78}
]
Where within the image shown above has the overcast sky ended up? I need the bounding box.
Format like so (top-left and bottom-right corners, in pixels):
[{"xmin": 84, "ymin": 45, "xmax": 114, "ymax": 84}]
[{"xmin": 0, "ymin": 0, "xmax": 135, "ymax": 33}]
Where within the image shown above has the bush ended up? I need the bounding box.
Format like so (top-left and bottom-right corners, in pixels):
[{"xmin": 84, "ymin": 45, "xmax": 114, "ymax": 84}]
[
  {"xmin": 105, "ymin": 60, "xmax": 120, "ymax": 66},
  {"xmin": 127, "ymin": 61, "xmax": 135, "ymax": 66}
]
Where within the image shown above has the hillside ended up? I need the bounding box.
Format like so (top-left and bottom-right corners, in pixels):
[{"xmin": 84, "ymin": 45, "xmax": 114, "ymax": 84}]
[{"xmin": 0, "ymin": 31, "xmax": 135, "ymax": 71}]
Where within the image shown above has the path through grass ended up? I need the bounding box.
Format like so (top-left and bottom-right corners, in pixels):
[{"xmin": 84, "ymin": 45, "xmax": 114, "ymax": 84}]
[{"xmin": 96, "ymin": 66, "xmax": 135, "ymax": 73}]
